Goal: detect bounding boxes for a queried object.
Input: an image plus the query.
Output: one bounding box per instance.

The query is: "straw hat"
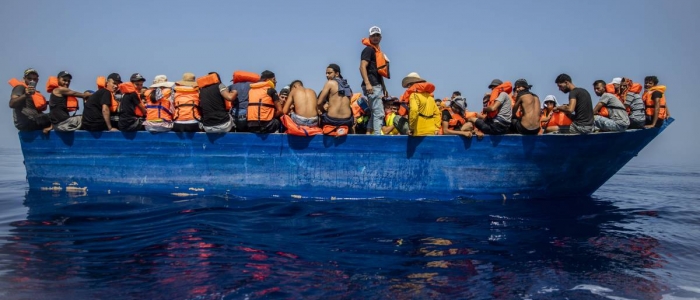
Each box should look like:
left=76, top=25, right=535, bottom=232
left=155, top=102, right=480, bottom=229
left=401, top=72, right=426, bottom=88
left=176, top=72, right=197, bottom=87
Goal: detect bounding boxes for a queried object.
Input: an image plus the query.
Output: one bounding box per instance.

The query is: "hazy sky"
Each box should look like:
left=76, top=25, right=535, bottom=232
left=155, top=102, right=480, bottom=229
left=1, top=0, right=698, bottom=166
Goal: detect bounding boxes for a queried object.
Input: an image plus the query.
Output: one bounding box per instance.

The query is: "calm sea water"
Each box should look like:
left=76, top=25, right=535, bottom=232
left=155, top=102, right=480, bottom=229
left=0, top=148, right=698, bottom=300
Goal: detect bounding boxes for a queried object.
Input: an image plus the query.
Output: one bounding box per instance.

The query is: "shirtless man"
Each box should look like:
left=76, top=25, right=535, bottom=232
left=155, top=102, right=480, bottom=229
left=511, top=79, right=541, bottom=135
left=317, top=64, right=354, bottom=131
left=282, top=80, right=319, bottom=127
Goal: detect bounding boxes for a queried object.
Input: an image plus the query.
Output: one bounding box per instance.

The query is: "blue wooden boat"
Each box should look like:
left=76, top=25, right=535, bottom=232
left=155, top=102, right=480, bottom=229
left=17, top=118, right=673, bottom=200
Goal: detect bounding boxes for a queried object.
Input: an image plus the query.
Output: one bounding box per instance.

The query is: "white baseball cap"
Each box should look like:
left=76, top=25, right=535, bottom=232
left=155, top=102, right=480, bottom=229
left=369, top=26, right=381, bottom=35
left=609, top=77, right=622, bottom=85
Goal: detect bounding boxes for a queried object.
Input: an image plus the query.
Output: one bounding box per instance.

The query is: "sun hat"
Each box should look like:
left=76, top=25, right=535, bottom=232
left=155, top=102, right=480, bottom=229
left=176, top=73, right=197, bottom=87
left=401, top=72, right=426, bottom=88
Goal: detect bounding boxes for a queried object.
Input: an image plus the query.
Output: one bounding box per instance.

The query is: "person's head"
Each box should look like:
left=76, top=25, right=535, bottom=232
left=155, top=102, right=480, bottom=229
left=326, top=63, right=342, bottom=80
left=593, top=80, right=606, bottom=97
left=555, top=73, right=573, bottom=93
left=482, top=93, right=490, bottom=106
left=514, top=78, right=532, bottom=93
left=451, top=98, right=467, bottom=114
left=608, top=77, right=622, bottom=93
left=488, top=79, right=503, bottom=90
left=57, top=71, right=72, bottom=87
left=23, top=68, right=39, bottom=84
left=401, top=72, right=425, bottom=88
left=279, top=86, right=290, bottom=102
left=644, top=76, right=659, bottom=89
left=451, top=91, right=461, bottom=99
left=130, top=73, right=146, bottom=90
left=260, top=70, right=276, bottom=85
left=106, top=73, right=122, bottom=93
left=543, top=95, right=557, bottom=110
left=368, top=26, right=382, bottom=45
left=289, top=80, right=303, bottom=90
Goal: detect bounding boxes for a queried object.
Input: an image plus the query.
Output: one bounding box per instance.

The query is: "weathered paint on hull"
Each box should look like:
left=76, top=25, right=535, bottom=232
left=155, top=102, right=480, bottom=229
left=18, top=119, right=672, bottom=200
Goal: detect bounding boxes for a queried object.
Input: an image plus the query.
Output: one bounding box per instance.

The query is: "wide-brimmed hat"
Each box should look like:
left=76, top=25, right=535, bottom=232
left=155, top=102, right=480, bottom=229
left=176, top=73, right=197, bottom=87
left=149, top=81, right=175, bottom=88
left=401, top=72, right=426, bottom=88
left=152, top=75, right=168, bottom=84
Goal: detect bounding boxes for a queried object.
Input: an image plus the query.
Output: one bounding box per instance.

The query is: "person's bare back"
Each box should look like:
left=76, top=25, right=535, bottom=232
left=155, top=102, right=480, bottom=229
left=519, top=93, right=541, bottom=130
left=319, top=79, right=352, bottom=119
left=284, top=87, right=318, bottom=118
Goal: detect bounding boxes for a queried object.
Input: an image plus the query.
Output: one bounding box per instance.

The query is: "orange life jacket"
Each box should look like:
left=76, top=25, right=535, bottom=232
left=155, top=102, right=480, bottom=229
left=446, top=108, right=466, bottom=129
left=118, top=82, right=144, bottom=117
left=280, top=114, right=322, bottom=136
left=323, top=124, right=349, bottom=136
left=8, top=78, right=48, bottom=112
left=232, top=70, right=260, bottom=84
left=486, top=82, right=512, bottom=119
left=46, top=76, right=79, bottom=112
left=643, top=85, right=667, bottom=120
left=464, top=110, right=477, bottom=119
left=173, top=86, right=201, bottom=122
left=541, top=110, right=572, bottom=128
left=399, top=82, right=435, bottom=117
left=144, top=89, right=173, bottom=122
left=196, top=73, right=220, bottom=89
left=95, top=76, right=119, bottom=113
left=350, top=93, right=364, bottom=118
left=247, top=81, right=276, bottom=123
left=361, top=38, right=390, bottom=79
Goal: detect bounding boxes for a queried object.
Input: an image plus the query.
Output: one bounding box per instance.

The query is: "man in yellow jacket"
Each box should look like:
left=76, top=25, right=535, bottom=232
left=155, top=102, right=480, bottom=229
left=400, top=72, right=441, bottom=136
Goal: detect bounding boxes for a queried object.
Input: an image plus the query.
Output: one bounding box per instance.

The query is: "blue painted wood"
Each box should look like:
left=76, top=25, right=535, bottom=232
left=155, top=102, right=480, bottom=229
left=18, top=118, right=673, bottom=200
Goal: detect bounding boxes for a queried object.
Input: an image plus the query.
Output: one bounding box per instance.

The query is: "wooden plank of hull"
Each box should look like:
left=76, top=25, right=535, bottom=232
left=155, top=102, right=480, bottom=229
left=18, top=118, right=672, bottom=200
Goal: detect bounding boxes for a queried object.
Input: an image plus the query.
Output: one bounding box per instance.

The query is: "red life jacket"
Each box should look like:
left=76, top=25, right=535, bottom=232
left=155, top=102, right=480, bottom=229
left=8, top=78, right=48, bottom=112
left=361, top=38, right=390, bottom=79
left=486, top=82, right=512, bottom=119
left=46, top=76, right=79, bottom=112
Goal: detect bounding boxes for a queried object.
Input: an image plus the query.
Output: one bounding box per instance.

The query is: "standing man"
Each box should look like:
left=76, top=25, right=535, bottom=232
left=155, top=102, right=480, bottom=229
left=82, top=73, right=121, bottom=131
left=8, top=68, right=52, bottom=133
left=554, top=74, right=594, bottom=134
left=360, top=25, right=390, bottom=135
left=592, top=80, right=629, bottom=132
left=511, top=79, right=541, bottom=135
left=642, top=76, right=669, bottom=128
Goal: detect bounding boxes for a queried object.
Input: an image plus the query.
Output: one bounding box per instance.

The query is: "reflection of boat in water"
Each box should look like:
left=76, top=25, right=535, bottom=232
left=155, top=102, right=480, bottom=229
left=0, top=190, right=670, bottom=299
left=17, top=118, right=672, bottom=200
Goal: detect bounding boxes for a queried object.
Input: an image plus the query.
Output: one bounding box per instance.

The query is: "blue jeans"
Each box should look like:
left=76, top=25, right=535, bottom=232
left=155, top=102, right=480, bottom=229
left=363, top=84, right=384, bottom=135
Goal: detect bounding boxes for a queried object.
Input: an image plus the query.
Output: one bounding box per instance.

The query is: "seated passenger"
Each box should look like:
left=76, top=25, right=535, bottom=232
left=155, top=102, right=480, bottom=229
left=554, top=73, right=594, bottom=134
left=172, top=73, right=201, bottom=132
left=82, top=73, right=121, bottom=131
left=619, top=78, right=645, bottom=129
left=441, top=97, right=474, bottom=137
left=143, top=81, right=175, bottom=133
left=117, top=73, right=148, bottom=132
left=400, top=72, right=440, bottom=136
left=8, top=68, right=52, bottom=133
left=283, top=80, right=319, bottom=128
left=247, top=70, right=282, bottom=133
left=642, top=76, right=669, bottom=129
left=381, top=98, right=409, bottom=135
left=540, top=95, right=572, bottom=133
left=228, top=71, right=260, bottom=132
left=592, top=80, right=629, bottom=132
left=318, top=64, right=355, bottom=135
left=350, top=93, right=370, bottom=134
left=467, top=79, right=512, bottom=135
left=279, top=86, right=290, bottom=109
left=198, top=72, right=237, bottom=133
left=511, top=79, right=541, bottom=135
left=48, top=71, right=91, bottom=132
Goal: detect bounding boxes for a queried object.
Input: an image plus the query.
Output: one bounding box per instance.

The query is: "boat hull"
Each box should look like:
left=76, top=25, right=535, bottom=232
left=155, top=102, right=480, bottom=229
left=18, top=119, right=672, bottom=200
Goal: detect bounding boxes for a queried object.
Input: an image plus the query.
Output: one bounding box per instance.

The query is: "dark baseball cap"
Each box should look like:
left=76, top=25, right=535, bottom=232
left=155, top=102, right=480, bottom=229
left=57, top=71, right=72, bottom=79
left=24, top=68, right=38, bottom=77
left=107, top=73, right=122, bottom=83
left=488, top=79, right=503, bottom=88
left=130, top=73, right=145, bottom=82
